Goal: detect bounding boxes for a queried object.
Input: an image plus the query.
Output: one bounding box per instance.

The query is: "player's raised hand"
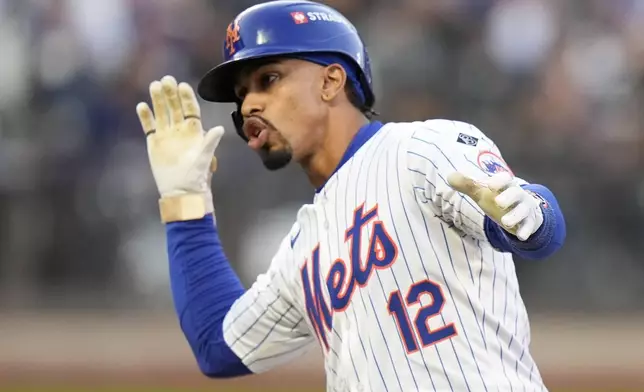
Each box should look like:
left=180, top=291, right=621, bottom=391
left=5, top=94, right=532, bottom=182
left=447, top=172, right=543, bottom=241
left=136, top=75, right=225, bottom=222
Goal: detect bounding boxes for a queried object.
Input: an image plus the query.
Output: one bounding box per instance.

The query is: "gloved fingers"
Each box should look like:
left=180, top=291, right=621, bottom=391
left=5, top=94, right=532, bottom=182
left=204, top=126, right=225, bottom=155
left=161, top=75, right=183, bottom=127
left=136, top=102, right=156, bottom=137
left=179, top=82, right=202, bottom=135
left=501, top=202, right=530, bottom=229
left=204, top=126, right=224, bottom=173
left=486, top=171, right=514, bottom=192
left=495, top=186, right=524, bottom=209
left=149, top=81, right=169, bottom=132
left=516, top=219, right=537, bottom=241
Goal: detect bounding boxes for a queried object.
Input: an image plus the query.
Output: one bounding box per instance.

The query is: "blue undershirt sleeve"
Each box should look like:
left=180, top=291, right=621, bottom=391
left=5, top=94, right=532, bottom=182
left=166, top=214, right=252, bottom=378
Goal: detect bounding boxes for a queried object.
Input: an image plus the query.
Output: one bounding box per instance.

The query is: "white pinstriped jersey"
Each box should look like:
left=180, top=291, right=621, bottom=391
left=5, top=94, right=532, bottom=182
left=223, top=120, right=547, bottom=392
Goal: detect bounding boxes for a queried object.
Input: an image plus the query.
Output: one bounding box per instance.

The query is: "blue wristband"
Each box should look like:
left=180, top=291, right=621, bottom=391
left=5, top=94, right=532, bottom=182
left=484, top=184, right=565, bottom=260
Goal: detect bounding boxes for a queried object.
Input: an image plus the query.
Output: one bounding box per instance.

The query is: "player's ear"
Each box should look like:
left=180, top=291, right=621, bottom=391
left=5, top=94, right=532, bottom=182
left=321, top=64, right=346, bottom=103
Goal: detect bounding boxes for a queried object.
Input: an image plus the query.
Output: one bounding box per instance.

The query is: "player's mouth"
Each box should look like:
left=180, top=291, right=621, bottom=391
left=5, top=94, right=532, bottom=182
left=243, top=116, right=271, bottom=151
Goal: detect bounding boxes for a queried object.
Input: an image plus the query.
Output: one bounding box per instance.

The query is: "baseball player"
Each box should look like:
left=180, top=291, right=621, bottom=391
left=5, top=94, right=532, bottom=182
left=135, top=1, right=565, bottom=391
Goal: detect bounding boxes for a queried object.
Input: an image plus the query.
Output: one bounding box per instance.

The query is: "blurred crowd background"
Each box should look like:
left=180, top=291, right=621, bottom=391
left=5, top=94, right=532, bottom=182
left=2, top=0, right=644, bottom=390
left=1, top=0, right=642, bottom=313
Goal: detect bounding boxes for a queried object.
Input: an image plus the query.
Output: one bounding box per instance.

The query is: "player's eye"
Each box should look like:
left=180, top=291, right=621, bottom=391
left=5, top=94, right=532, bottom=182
left=259, top=72, right=279, bottom=90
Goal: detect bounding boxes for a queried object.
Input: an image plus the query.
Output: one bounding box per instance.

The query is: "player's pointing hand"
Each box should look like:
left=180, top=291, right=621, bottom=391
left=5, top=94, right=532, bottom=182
left=136, top=75, right=225, bottom=222
left=447, top=172, right=544, bottom=241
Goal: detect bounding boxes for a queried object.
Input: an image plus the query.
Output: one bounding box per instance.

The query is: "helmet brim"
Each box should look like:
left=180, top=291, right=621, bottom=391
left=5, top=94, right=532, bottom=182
left=197, top=47, right=321, bottom=103
left=198, top=47, right=375, bottom=107
left=197, top=59, right=245, bottom=103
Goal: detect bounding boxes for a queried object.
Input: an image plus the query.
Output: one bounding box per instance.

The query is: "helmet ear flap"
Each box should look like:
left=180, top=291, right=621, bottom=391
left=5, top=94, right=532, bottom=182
left=231, top=106, right=247, bottom=142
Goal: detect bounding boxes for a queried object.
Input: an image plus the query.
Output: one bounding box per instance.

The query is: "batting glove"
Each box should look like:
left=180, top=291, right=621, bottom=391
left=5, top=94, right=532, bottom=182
left=136, top=75, right=224, bottom=223
left=447, top=172, right=543, bottom=241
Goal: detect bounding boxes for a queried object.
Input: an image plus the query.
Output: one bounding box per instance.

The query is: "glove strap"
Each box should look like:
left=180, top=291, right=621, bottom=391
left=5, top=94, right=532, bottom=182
left=159, top=193, right=214, bottom=223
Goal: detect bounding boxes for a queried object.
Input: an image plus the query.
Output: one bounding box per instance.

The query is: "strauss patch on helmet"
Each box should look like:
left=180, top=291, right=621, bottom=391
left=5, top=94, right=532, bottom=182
left=303, top=11, right=355, bottom=29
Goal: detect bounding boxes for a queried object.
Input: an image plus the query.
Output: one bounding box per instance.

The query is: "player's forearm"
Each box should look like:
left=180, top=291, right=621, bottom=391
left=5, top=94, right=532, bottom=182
left=166, top=214, right=251, bottom=378
left=484, top=184, right=565, bottom=260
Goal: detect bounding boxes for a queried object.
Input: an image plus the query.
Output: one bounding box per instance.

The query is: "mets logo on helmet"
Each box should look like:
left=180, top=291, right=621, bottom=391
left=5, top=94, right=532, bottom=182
left=225, top=22, right=241, bottom=56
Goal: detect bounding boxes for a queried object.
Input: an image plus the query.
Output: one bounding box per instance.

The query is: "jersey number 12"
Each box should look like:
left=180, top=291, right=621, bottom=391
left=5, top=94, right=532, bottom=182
left=387, top=279, right=457, bottom=353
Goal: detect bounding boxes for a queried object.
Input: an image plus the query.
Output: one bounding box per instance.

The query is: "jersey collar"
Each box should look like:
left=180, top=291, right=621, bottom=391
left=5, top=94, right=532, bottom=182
left=316, top=120, right=384, bottom=193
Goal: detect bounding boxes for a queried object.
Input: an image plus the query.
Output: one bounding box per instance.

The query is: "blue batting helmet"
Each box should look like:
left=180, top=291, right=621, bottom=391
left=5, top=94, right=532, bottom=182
left=197, top=0, right=375, bottom=108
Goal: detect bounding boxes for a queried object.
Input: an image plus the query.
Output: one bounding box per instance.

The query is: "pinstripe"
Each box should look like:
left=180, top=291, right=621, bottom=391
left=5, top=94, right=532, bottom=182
left=498, top=322, right=514, bottom=392
left=290, top=317, right=304, bottom=332
left=406, top=150, right=482, bottom=218
left=306, top=205, right=342, bottom=389
left=491, top=252, right=497, bottom=317
left=364, top=131, right=409, bottom=391
left=229, top=296, right=282, bottom=347
left=407, top=143, right=492, bottom=390
left=508, top=256, right=527, bottom=391
left=409, top=179, right=483, bottom=227
left=368, top=140, right=431, bottom=391
left=344, top=132, right=386, bottom=388
left=517, top=347, right=527, bottom=392
left=246, top=343, right=308, bottom=367
left=367, top=290, right=406, bottom=391
left=490, top=251, right=513, bottom=390
left=223, top=286, right=264, bottom=334
left=407, top=136, right=487, bottom=217
left=322, top=193, right=360, bottom=382
left=456, top=244, right=490, bottom=360
left=461, top=240, right=476, bottom=285
left=222, top=121, right=547, bottom=390
left=405, top=187, right=460, bottom=390
left=407, top=168, right=484, bottom=227
left=463, top=155, right=496, bottom=178
left=475, top=243, right=488, bottom=351
left=503, top=263, right=509, bottom=331
left=406, top=166, right=483, bottom=244
left=274, top=268, right=308, bottom=327
left=333, top=152, right=364, bottom=385
left=369, top=340, right=389, bottom=392
left=466, top=123, right=495, bottom=146
left=307, top=206, right=342, bottom=370
left=503, top=256, right=522, bottom=390
left=477, top=242, right=485, bottom=299
left=243, top=304, right=295, bottom=360
left=350, top=131, right=398, bottom=391
left=409, top=128, right=529, bottom=389
left=458, top=240, right=491, bottom=356
left=436, top=224, right=487, bottom=392
left=395, top=144, right=467, bottom=390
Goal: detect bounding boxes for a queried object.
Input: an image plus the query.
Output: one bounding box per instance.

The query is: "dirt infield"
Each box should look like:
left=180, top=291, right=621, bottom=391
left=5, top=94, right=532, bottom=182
left=1, top=312, right=643, bottom=391
left=3, top=366, right=644, bottom=391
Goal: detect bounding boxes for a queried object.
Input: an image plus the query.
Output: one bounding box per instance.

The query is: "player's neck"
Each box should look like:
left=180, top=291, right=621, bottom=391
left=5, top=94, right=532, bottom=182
left=301, top=109, right=369, bottom=189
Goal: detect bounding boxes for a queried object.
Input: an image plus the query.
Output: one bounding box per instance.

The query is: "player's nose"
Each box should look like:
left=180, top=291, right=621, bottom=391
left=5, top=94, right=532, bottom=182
left=240, top=91, right=266, bottom=119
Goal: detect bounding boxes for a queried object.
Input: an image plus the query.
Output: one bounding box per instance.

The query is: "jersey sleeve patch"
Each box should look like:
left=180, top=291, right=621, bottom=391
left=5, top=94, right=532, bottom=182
left=457, top=132, right=479, bottom=146
left=477, top=150, right=513, bottom=175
